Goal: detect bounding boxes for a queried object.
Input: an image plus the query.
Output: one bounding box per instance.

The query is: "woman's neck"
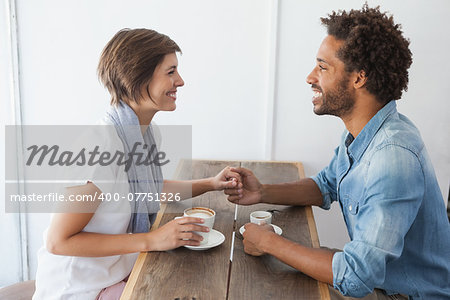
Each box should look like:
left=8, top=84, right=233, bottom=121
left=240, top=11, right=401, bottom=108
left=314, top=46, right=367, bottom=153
left=125, top=100, right=157, bottom=134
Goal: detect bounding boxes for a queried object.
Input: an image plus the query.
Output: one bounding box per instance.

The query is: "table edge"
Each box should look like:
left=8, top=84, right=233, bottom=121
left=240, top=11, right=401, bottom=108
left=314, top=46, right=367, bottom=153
left=120, top=203, right=168, bottom=300
left=296, top=162, right=331, bottom=300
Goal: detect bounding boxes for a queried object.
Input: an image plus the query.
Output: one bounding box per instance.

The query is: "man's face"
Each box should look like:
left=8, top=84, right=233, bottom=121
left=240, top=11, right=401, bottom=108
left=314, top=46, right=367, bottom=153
left=306, top=35, right=355, bottom=118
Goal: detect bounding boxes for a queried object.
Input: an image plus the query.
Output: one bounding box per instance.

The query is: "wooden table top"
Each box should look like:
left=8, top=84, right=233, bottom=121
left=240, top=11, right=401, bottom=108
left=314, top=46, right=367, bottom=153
left=120, top=160, right=330, bottom=300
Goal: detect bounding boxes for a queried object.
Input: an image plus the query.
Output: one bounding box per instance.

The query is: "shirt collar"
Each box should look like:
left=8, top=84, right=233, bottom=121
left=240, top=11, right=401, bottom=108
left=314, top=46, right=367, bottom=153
left=346, top=100, right=397, bottom=161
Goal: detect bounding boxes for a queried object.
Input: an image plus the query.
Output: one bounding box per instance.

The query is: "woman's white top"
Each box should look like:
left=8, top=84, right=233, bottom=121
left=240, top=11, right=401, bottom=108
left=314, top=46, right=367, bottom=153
left=33, top=122, right=139, bottom=300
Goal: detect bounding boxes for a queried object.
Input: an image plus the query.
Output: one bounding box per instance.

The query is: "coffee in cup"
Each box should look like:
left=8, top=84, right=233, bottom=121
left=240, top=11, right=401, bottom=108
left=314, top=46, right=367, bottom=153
left=250, top=211, right=272, bottom=225
left=183, top=207, right=216, bottom=245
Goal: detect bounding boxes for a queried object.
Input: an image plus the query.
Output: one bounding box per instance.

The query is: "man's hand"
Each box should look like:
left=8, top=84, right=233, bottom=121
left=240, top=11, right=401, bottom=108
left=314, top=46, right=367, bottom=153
left=224, top=167, right=262, bottom=205
left=242, top=223, right=275, bottom=256
left=210, top=166, right=243, bottom=191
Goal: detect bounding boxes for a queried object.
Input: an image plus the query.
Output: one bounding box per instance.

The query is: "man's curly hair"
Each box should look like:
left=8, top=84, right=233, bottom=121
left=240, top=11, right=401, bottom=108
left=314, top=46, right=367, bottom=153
left=321, top=4, right=412, bottom=104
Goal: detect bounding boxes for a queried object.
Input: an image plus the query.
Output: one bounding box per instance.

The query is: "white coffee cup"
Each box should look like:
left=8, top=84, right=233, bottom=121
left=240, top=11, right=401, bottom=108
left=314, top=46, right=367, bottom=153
left=250, top=211, right=272, bottom=225
left=183, top=207, right=216, bottom=245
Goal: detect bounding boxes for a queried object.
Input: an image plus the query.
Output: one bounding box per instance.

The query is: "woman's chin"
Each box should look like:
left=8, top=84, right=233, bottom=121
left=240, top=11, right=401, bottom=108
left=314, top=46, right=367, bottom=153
left=157, top=104, right=177, bottom=112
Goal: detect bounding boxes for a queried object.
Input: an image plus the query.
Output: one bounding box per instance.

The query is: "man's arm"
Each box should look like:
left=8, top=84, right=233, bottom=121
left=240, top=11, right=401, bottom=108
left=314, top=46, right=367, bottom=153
left=261, top=178, right=324, bottom=206
left=243, top=223, right=337, bottom=284
left=225, top=167, right=324, bottom=207
left=329, top=145, right=425, bottom=297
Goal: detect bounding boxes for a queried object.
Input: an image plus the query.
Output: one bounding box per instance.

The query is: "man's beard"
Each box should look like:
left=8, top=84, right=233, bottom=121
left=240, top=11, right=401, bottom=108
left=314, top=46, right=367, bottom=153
left=314, top=75, right=355, bottom=118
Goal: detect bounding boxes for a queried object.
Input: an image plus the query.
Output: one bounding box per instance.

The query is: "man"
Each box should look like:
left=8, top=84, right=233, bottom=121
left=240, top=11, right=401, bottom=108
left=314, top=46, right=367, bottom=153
left=225, top=5, right=450, bottom=300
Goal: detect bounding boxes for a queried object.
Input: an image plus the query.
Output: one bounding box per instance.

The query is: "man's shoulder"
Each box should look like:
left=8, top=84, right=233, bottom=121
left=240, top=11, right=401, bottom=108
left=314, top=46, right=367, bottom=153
left=371, top=112, right=424, bottom=156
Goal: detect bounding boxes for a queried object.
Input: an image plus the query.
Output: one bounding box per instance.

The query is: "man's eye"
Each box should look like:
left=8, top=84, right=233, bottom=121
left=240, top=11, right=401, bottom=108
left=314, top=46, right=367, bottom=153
left=319, top=65, right=326, bottom=71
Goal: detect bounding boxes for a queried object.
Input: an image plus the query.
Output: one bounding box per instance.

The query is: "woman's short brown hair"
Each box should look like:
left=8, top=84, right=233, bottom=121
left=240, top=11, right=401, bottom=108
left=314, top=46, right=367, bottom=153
left=98, top=28, right=181, bottom=106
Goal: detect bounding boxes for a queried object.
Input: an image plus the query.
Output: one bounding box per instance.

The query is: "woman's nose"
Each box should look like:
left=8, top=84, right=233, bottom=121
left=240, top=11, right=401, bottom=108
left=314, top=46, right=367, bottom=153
left=176, top=74, right=184, bottom=87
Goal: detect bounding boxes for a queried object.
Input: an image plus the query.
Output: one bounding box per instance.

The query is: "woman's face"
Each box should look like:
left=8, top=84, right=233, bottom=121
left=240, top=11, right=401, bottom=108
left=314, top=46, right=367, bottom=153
left=141, top=52, right=184, bottom=112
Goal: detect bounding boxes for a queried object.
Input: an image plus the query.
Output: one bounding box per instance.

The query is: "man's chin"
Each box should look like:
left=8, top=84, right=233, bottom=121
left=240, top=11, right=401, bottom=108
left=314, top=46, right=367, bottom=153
left=313, top=105, right=325, bottom=116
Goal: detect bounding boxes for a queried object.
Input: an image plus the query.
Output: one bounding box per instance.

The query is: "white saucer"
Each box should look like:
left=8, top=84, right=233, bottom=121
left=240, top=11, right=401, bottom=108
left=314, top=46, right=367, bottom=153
left=239, top=224, right=282, bottom=236
left=184, top=229, right=225, bottom=251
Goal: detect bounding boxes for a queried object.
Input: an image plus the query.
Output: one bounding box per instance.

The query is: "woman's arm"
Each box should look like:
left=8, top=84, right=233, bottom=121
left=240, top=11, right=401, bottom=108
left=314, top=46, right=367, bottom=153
left=162, top=166, right=241, bottom=201
left=46, top=183, right=208, bottom=257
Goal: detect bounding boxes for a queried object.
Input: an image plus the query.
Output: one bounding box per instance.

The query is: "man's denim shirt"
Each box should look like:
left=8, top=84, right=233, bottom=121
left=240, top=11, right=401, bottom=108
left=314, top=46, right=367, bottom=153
left=312, top=101, right=450, bottom=299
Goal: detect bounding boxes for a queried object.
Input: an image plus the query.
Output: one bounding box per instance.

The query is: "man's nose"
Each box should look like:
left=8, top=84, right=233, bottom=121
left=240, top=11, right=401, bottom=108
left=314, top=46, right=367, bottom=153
left=306, top=69, right=317, bottom=85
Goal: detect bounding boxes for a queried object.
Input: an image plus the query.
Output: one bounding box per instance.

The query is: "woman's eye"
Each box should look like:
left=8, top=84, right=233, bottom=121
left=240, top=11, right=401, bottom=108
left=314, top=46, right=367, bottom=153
left=168, top=71, right=174, bottom=75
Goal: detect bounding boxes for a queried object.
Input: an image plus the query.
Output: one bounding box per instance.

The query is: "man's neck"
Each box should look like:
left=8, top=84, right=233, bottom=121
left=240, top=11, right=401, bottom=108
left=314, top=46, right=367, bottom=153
left=341, top=94, right=384, bottom=138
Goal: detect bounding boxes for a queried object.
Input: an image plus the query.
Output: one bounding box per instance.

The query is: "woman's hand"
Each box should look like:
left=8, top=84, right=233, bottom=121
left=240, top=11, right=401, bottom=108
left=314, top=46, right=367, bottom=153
left=224, top=167, right=263, bottom=205
left=146, top=217, right=209, bottom=251
left=210, top=166, right=243, bottom=191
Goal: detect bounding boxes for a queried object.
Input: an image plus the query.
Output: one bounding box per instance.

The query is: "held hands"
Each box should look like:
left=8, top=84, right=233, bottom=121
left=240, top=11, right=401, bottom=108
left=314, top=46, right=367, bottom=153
left=242, top=223, right=275, bottom=256
left=210, top=166, right=243, bottom=191
left=148, top=217, right=208, bottom=251
left=223, top=167, right=262, bottom=205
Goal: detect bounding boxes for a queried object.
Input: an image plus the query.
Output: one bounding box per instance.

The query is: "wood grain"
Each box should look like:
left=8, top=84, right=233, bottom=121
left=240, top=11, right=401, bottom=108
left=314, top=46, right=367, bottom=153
left=127, top=160, right=239, bottom=300
left=122, top=160, right=327, bottom=300
left=228, top=161, right=322, bottom=300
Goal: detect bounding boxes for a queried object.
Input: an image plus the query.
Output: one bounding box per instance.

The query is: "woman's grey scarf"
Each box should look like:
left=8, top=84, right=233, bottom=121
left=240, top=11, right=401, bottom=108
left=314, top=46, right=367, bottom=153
left=105, top=100, right=163, bottom=233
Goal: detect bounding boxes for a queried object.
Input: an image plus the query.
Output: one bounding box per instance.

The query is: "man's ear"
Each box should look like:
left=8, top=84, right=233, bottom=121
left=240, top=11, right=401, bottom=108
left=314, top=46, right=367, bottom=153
left=353, top=70, right=367, bottom=89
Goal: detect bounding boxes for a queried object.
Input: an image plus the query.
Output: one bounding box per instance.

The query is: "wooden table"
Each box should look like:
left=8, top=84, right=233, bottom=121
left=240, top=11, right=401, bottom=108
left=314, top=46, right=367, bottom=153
left=121, top=160, right=330, bottom=300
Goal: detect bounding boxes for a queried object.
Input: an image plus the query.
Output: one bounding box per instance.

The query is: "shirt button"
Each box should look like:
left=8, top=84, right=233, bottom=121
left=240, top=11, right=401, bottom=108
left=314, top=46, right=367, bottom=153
left=349, top=205, right=352, bottom=211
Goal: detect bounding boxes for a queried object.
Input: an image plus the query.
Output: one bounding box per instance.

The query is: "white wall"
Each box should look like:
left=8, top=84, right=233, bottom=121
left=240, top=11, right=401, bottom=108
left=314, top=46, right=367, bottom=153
left=10, top=0, right=273, bottom=281
left=0, top=0, right=23, bottom=286
left=16, top=0, right=272, bottom=160
left=1, top=0, right=449, bottom=283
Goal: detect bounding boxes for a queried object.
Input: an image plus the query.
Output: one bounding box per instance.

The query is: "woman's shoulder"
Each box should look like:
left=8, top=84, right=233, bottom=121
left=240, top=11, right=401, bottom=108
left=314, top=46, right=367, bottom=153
left=150, top=121, right=162, bottom=148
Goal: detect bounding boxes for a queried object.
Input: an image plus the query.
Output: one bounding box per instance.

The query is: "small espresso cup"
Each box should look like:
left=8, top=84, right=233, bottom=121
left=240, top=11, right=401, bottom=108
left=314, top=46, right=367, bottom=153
left=250, top=211, right=272, bottom=225
left=183, top=207, right=216, bottom=245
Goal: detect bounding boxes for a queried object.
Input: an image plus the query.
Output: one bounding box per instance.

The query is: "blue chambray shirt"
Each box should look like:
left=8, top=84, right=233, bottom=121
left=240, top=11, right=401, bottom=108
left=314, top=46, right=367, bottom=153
left=311, top=101, right=450, bottom=299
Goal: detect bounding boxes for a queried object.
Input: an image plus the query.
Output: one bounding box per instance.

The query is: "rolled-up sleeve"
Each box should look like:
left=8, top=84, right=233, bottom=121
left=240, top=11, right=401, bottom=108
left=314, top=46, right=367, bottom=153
left=311, top=146, right=339, bottom=210
left=332, top=145, right=424, bottom=297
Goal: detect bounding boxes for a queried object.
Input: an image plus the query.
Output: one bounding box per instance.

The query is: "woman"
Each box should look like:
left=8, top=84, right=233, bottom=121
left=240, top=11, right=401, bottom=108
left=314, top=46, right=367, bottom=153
left=33, top=28, right=241, bottom=300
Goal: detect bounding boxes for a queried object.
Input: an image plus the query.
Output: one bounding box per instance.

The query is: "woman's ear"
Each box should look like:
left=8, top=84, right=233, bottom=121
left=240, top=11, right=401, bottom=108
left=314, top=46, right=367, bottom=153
left=353, top=70, right=368, bottom=89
